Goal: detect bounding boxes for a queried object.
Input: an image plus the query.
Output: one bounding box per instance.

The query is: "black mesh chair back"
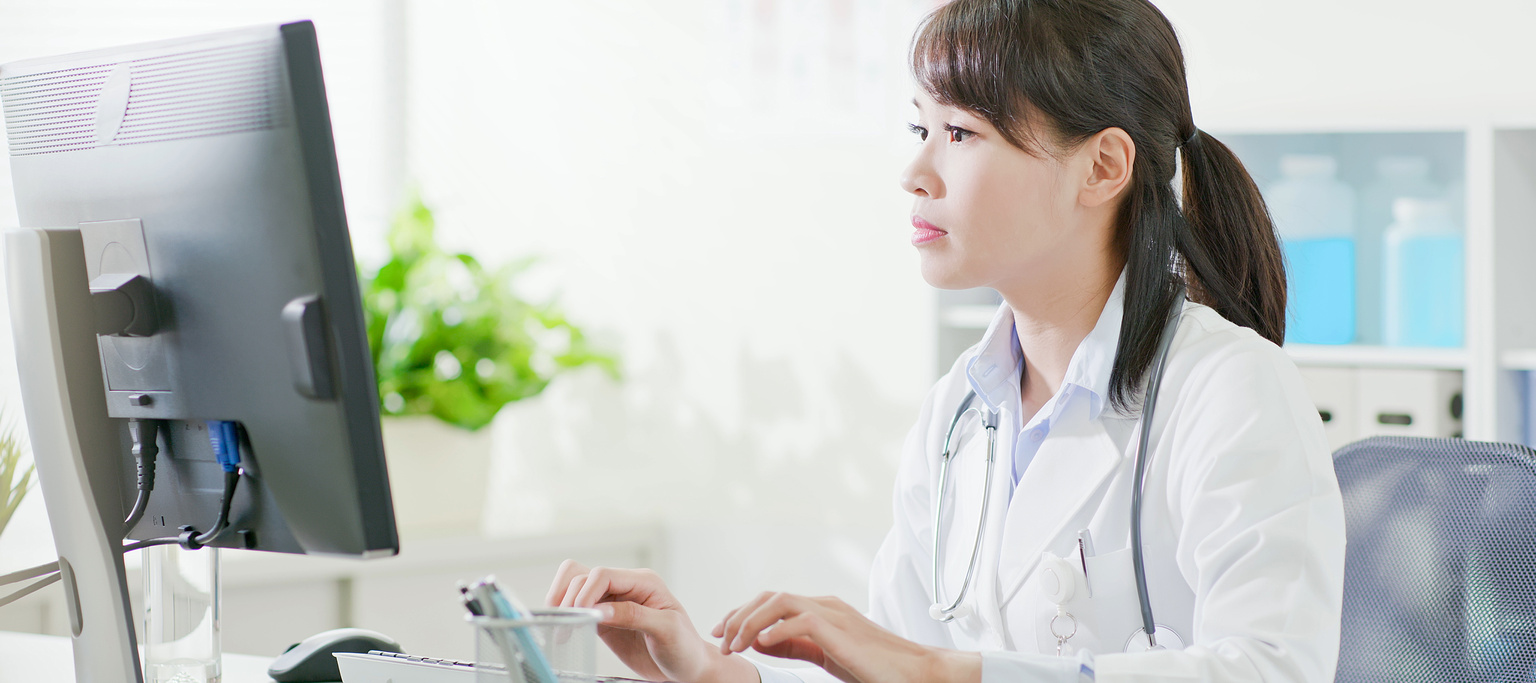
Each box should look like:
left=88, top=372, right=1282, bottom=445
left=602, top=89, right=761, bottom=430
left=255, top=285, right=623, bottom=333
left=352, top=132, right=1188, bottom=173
left=1334, top=436, right=1536, bottom=683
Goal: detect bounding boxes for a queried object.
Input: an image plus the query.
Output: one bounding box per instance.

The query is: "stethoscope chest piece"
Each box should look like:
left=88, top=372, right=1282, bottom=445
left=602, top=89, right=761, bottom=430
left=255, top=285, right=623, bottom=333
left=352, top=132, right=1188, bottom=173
left=928, top=600, right=974, bottom=622
left=1124, top=625, right=1185, bottom=653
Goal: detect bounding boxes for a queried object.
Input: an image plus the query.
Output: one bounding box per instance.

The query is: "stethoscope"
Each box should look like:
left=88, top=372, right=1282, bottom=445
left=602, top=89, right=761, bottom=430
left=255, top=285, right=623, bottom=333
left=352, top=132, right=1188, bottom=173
left=928, top=286, right=1186, bottom=652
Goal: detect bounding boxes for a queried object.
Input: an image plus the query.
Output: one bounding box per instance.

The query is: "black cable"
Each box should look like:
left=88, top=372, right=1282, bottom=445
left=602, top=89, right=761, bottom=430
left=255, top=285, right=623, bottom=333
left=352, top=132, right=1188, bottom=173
left=122, top=468, right=241, bottom=553
left=120, top=418, right=246, bottom=553
left=123, top=418, right=162, bottom=533
left=190, top=470, right=240, bottom=548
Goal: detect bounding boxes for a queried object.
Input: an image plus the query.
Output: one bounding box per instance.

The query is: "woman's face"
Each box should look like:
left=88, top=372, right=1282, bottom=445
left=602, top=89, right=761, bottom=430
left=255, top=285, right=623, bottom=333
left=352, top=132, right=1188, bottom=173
left=900, top=91, right=1106, bottom=293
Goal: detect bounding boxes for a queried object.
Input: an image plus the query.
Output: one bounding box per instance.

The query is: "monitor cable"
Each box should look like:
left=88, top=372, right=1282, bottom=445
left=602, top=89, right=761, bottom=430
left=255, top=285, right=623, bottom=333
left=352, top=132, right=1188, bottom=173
left=133, top=420, right=244, bottom=551
left=1, top=420, right=245, bottom=609
left=122, top=418, right=161, bottom=533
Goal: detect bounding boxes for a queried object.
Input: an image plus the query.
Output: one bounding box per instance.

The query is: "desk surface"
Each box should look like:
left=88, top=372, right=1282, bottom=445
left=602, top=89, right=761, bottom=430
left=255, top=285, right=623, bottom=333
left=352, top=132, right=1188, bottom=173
left=0, top=631, right=274, bottom=683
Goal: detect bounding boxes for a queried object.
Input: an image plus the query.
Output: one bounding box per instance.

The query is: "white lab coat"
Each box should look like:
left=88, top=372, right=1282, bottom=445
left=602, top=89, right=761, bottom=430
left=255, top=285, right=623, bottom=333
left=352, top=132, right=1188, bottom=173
left=758, top=296, right=1346, bottom=683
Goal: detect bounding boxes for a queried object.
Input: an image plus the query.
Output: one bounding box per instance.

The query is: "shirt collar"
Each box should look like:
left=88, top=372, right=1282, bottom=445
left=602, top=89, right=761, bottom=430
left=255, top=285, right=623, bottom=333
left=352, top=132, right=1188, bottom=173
left=963, top=268, right=1128, bottom=419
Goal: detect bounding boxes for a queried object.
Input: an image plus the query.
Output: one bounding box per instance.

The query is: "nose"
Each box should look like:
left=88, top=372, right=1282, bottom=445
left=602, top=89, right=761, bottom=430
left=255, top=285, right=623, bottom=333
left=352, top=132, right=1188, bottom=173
left=900, top=144, right=942, bottom=198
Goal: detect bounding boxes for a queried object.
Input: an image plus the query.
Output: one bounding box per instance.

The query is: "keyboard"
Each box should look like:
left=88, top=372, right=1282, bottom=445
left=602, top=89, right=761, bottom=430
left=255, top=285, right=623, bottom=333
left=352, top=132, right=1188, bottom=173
left=333, top=651, right=656, bottom=683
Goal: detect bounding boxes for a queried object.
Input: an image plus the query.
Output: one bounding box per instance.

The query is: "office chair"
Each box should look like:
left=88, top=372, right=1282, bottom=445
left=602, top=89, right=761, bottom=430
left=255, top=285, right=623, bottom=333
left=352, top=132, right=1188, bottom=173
left=1334, top=436, right=1536, bottom=683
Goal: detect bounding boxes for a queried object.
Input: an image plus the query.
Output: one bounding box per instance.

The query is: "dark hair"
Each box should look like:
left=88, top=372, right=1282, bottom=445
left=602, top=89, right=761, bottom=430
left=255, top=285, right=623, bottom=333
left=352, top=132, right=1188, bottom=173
left=911, top=0, right=1286, bottom=413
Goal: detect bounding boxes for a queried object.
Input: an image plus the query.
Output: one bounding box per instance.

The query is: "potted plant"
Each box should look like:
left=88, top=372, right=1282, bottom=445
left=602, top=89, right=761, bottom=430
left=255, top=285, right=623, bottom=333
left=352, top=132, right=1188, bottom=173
left=361, top=196, right=617, bottom=537
left=0, top=417, right=32, bottom=543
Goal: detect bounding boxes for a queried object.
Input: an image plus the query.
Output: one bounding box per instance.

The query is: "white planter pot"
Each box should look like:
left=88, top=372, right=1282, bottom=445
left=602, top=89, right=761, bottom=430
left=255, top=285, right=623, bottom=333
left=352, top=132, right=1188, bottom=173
left=380, top=416, right=494, bottom=539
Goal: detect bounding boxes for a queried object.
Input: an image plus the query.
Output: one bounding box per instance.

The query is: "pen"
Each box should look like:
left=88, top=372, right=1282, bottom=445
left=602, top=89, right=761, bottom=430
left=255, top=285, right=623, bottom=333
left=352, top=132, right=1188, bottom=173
left=486, top=579, right=558, bottom=683
left=1077, top=529, right=1095, bottom=598
left=459, top=582, right=485, bottom=616
left=469, top=579, right=529, bottom=683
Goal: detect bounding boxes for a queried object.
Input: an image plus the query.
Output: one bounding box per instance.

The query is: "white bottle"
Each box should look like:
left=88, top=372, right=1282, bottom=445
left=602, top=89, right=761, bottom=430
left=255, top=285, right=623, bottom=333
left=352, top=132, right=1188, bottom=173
left=1266, top=155, right=1357, bottom=345
left=1382, top=198, right=1463, bottom=348
left=1357, top=156, right=1441, bottom=344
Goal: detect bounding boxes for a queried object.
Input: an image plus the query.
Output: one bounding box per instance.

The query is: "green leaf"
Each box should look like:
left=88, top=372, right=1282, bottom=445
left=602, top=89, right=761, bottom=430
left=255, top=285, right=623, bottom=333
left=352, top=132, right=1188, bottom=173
left=359, top=196, right=619, bottom=433
left=0, top=411, right=33, bottom=539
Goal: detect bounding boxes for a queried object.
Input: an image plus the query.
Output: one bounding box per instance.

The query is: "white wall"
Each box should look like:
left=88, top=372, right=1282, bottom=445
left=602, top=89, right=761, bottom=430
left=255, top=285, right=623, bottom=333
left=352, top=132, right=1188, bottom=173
left=407, top=0, right=940, bottom=626
left=4, top=0, right=1536, bottom=664
left=1160, top=0, right=1536, bottom=130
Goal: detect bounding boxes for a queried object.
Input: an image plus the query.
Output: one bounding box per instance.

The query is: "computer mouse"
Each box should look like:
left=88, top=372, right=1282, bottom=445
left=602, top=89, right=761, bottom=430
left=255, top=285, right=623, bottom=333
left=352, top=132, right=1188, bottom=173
left=267, top=627, right=403, bottom=683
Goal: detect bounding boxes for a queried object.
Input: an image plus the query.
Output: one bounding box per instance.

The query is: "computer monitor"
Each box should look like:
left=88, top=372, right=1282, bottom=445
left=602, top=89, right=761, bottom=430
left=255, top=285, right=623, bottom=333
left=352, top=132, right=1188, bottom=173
left=1, top=21, right=397, bottom=558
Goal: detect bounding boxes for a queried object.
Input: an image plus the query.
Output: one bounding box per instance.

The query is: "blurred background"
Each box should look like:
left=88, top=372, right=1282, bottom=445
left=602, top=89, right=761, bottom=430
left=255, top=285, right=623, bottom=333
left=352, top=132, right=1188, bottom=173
left=3, top=0, right=1536, bottom=676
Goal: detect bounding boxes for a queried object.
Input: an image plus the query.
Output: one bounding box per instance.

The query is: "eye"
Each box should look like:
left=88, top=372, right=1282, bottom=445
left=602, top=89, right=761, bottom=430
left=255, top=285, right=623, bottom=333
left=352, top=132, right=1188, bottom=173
left=907, top=122, right=928, bottom=141
left=944, top=124, right=974, bottom=143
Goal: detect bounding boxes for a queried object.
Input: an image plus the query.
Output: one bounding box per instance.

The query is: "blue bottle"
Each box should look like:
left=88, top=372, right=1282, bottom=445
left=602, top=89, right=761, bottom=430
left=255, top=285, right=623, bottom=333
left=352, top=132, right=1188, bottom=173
left=1357, top=156, right=1441, bottom=345
left=1383, top=198, right=1463, bottom=347
left=1267, top=155, right=1358, bottom=345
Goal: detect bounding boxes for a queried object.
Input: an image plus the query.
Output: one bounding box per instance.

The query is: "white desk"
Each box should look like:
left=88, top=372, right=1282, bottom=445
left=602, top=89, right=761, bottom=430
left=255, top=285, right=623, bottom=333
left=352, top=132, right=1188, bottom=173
left=0, top=631, right=274, bottom=683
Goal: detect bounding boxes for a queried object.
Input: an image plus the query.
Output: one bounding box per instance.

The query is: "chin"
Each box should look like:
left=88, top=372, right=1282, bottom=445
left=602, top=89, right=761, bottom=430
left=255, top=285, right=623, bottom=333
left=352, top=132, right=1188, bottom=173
left=917, top=254, right=982, bottom=291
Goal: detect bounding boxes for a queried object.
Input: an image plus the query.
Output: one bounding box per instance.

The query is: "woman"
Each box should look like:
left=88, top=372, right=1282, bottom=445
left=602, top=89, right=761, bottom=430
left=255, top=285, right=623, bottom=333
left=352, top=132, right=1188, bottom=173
left=547, top=0, right=1346, bottom=681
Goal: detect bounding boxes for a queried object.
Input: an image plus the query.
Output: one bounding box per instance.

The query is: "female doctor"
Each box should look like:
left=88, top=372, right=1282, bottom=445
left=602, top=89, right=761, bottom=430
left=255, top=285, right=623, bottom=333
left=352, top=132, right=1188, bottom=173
left=547, top=0, right=1347, bottom=681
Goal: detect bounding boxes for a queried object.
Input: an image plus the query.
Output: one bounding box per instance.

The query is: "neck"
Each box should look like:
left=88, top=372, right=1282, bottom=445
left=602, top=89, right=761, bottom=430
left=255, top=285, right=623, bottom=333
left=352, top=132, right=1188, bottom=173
left=998, top=258, right=1122, bottom=403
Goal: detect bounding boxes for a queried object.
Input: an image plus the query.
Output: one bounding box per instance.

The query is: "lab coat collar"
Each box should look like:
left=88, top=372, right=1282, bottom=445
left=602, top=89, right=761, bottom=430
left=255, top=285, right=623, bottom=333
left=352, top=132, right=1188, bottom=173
left=964, top=307, right=1023, bottom=415
left=962, top=269, right=1127, bottom=420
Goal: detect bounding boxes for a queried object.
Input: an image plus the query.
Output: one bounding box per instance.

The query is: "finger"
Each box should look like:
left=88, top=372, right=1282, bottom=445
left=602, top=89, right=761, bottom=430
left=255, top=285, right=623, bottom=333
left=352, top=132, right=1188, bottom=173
left=711, top=606, right=741, bottom=639
left=574, top=567, right=664, bottom=609
left=756, top=612, right=821, bottom=649
left=546, top=559, right=590, bottom=606
left=731, top=593, right=807, bottom=654
left=560, top=574, right=590, bottom=608
left=719, top=592, right=778, bottom=654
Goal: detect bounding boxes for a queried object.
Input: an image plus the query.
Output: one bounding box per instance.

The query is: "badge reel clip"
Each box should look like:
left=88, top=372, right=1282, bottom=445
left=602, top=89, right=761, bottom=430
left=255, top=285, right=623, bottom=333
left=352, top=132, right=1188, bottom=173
left=1039, top=553, right=1081, bottom=656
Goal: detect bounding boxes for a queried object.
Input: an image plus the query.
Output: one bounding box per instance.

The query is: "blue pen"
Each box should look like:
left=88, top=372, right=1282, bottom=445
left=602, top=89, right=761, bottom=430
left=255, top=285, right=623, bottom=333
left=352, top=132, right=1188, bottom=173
left=470, top=581, right=530, bottom=683
left=486, top=579, right=559, bottom=683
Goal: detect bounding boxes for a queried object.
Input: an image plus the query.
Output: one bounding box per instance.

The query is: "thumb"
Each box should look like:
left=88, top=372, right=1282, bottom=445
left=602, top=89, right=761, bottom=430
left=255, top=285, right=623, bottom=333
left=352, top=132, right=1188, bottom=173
left=597, top=601, right=672, bottom=634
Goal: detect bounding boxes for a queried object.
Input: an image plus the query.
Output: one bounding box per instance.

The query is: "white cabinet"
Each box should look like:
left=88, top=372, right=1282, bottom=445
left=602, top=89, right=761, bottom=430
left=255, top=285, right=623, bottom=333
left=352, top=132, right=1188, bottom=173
left=1298, top=367, right=1358, bottom=451
left=1353, top=368, right=1463, bottom=439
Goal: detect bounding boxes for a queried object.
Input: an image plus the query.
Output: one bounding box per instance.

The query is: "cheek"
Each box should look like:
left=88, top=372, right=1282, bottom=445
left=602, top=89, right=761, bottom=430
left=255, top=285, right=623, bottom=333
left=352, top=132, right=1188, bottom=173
left=956, top=163, right=1065, bottom=253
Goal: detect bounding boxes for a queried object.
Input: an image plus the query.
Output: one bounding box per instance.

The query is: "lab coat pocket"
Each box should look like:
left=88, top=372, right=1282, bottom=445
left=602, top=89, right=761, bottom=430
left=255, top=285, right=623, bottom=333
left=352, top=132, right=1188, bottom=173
left=1079, top=547, right=1147, bottom=652
left=1028, top=546, right=1147, bottom=655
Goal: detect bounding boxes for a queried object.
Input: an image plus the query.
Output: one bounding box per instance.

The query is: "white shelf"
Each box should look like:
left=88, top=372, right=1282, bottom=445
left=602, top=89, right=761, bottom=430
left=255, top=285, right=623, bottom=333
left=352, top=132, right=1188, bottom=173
left=1285, top=344, right=1468, bottom=370
left=1501, top=349, right=1536, bottom=370
left=940, top=304, right=999, bottom=329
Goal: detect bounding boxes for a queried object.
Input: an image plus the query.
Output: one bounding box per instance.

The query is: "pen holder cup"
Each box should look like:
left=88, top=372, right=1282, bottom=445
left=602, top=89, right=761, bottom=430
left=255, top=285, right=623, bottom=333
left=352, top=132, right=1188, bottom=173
left=470, top=608, right=601, bottom=683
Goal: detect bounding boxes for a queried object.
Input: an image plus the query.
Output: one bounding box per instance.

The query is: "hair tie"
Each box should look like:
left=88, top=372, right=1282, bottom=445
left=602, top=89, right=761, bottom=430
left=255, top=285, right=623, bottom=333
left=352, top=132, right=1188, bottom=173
left=1181, top=128, right=1200, bottom=149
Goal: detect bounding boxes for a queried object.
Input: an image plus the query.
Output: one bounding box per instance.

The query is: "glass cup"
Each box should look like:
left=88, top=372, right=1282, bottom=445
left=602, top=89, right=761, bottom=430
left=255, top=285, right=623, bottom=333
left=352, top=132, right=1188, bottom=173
left=470, top=608, right=600, bottom=683
left=143, top=545, right=221, bottom=683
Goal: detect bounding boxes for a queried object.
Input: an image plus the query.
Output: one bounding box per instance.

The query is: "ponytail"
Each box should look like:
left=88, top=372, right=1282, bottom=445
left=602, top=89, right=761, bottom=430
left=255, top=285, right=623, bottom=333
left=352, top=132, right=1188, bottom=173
left=1177, top=131, right=1287, bottom=346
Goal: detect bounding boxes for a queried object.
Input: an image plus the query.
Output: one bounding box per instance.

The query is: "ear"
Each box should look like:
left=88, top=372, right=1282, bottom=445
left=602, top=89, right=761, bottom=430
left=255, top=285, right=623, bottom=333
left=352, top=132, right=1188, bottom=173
left=1077, top=127, right=1136, bottom=209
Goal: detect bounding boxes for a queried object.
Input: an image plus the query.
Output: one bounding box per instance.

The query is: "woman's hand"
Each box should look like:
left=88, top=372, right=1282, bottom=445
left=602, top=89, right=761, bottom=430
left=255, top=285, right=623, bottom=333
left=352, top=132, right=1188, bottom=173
left=546, top=560, right=760, bottom=683
left=713, top=592, right=980, bottom=683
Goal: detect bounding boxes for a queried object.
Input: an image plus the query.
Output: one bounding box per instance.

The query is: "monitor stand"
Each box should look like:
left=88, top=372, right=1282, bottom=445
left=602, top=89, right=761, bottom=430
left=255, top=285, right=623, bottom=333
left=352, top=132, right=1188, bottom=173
left=6, top=227, right=144, bottom=682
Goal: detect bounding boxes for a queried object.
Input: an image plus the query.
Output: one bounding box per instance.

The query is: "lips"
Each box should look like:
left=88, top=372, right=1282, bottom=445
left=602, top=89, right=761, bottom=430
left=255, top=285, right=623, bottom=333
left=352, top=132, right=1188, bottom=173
left=911, top=215, right=947, bottom=245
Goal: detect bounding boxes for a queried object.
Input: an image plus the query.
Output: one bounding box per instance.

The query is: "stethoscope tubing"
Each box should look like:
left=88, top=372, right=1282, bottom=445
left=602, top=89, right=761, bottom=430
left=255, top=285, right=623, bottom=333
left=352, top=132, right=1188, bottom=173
left=930, top=284, right=1187, bottom=649
left=1128, top=286, right=1186, bottom=649
left=930, top=392, right=997, bottom=622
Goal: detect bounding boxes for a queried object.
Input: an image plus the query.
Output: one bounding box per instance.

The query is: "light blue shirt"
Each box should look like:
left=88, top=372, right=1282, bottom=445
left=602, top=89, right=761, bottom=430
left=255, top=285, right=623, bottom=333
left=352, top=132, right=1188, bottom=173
left=962, top=271, right=1126, bottom=490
